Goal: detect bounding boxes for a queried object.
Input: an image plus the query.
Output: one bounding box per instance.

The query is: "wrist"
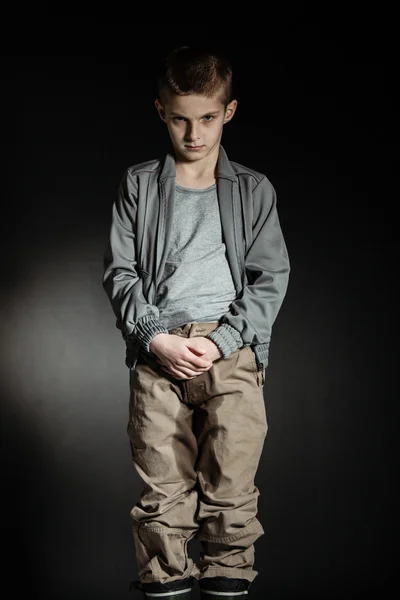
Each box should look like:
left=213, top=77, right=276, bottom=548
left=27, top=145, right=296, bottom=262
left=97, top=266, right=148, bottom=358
left=149, top=332, right=169, bottom=352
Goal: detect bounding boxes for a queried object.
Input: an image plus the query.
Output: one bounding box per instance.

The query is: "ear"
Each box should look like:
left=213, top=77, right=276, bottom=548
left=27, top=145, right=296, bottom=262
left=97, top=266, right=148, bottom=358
left=154, top=99, right=167, bottom=123
left=223, top=99, right=238, bottom=124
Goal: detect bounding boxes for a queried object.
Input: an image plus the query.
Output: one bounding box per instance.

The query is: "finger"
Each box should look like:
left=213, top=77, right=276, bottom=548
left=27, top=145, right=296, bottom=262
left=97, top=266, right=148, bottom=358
left=176, top=365, right=199, bottom=378
left=171, top=363, right=201, bottom=379
left=160, top=364, right=196, bottom=380
left=157, top=357, right=205, bottom=371
left=185, top=350, right=212, bottom=366
left=186, top=346, right=206, bottom=356
left=182, top=357, right=212, bottom=370
left=157, top=351, right=210, bottom=370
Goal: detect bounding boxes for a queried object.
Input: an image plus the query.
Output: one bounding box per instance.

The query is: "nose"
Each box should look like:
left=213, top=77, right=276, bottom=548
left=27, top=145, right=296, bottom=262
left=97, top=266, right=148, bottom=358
left=185, top=123, right=200, bottom=141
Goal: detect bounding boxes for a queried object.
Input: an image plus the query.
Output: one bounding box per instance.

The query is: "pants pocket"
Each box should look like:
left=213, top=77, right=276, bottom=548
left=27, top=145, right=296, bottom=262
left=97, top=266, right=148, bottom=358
left=244, top=346, right=264, bottom=387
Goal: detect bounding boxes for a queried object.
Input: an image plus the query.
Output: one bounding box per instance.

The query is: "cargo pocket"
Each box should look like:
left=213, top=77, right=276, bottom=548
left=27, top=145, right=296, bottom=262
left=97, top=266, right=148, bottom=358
left=135, top=523, right=197, bottom=581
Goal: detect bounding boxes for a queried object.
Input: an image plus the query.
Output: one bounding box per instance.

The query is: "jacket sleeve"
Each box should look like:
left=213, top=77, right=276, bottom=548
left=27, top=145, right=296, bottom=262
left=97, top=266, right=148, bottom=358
left=207, top=175, right=290, bottom=358
left=102, top=169, right=169, bottom=352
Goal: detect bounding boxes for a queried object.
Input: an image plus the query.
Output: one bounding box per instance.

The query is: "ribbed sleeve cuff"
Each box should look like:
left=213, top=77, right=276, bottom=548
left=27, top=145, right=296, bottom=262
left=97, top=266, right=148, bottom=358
left=206, top=324, right=244, bottom=358
left=133, top=315, right=169, bottom=353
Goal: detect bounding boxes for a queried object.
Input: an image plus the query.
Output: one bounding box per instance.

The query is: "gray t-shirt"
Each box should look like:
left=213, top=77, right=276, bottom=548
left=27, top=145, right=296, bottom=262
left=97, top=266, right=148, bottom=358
left=156, top=182, right=237, bottom=331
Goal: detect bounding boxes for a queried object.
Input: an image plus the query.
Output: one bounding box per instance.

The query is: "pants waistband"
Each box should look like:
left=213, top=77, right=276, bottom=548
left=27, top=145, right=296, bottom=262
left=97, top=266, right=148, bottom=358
left=168, top=321, right=220, bottom=338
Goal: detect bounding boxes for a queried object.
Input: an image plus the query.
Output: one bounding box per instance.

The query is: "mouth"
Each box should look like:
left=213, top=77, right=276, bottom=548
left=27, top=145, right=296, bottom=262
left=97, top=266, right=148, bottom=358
left=185, top=145, right=204, bottom=150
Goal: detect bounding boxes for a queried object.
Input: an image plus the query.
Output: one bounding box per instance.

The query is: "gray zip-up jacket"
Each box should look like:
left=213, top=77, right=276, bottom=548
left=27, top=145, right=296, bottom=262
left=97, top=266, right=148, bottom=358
left=102, top=144, right=290, bottom=372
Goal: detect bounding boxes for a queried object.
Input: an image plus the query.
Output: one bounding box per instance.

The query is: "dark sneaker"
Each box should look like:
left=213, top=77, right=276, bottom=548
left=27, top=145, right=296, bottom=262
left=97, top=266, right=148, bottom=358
left=200, top=592, right=248, bottom=599
left=130, top=578, right=193, bottom=599
left=199, top=576, right=251, bottom=599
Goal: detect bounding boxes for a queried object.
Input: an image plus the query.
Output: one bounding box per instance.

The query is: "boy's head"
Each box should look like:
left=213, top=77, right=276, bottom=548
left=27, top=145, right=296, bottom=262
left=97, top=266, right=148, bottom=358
left=154, top=46, right=238, bottom=162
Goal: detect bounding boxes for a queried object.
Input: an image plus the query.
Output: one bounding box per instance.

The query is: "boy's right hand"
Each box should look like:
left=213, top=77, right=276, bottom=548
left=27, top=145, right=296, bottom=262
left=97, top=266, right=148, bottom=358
left=149, top=333, right=213, bottom=380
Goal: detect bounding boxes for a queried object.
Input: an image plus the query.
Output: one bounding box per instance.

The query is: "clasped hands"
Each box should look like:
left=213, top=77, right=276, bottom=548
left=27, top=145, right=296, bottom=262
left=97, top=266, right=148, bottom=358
left=149, top=334, right=222, bottom=380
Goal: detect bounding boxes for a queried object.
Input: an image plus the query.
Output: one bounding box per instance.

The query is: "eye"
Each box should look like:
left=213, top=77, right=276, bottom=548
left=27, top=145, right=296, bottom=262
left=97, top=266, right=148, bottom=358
left=172, top=115, right=214, bottom=123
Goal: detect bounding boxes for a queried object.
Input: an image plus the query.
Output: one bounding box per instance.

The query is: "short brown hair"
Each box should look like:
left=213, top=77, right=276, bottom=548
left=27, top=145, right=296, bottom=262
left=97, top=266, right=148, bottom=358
left=157, top=45, right=233, bottom=108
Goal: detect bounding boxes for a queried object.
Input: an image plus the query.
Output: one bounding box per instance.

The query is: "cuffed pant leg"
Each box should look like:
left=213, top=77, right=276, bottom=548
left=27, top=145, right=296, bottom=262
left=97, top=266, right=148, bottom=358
left=191, top=345, right=268, bottom=585
left=128, top=353, right=200, bottom=586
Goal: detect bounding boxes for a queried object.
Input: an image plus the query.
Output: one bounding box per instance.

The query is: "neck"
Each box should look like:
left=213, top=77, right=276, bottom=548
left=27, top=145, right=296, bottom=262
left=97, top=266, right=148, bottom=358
left=174, top=144, right=219, bottom=181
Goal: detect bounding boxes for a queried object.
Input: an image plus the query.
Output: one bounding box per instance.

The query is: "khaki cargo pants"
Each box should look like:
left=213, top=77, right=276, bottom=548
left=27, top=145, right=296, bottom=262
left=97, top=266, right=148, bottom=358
left=127, top=321, right=268, bottom=586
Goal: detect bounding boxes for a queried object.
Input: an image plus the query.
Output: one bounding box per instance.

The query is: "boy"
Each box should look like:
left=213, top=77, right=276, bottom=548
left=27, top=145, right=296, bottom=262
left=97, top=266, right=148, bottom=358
left=102, top=46, right=290, bottom=600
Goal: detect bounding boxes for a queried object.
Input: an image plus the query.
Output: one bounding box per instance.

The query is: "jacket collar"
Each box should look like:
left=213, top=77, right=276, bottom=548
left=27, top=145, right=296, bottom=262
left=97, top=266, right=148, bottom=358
left=159, top=144, right=237, bottom=182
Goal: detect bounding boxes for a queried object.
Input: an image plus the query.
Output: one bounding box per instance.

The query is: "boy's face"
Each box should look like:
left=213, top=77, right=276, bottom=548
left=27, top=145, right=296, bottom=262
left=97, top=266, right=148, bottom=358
left=155, top=91, right=237, bottom=163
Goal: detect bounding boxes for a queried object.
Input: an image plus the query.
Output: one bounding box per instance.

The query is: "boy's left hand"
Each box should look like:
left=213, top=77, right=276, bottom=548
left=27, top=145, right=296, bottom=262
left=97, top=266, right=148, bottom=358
left=156, top=337, right=222, bottom=376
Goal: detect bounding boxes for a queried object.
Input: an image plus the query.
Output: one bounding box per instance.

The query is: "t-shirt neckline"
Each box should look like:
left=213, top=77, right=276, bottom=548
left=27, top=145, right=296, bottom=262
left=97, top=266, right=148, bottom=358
left=175, top=182, right=217, bottom=193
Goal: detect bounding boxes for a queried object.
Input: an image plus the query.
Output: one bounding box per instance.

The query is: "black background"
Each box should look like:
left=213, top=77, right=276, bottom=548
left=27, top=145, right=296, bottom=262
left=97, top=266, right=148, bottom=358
left=1, top=22, right=396, bottom=600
